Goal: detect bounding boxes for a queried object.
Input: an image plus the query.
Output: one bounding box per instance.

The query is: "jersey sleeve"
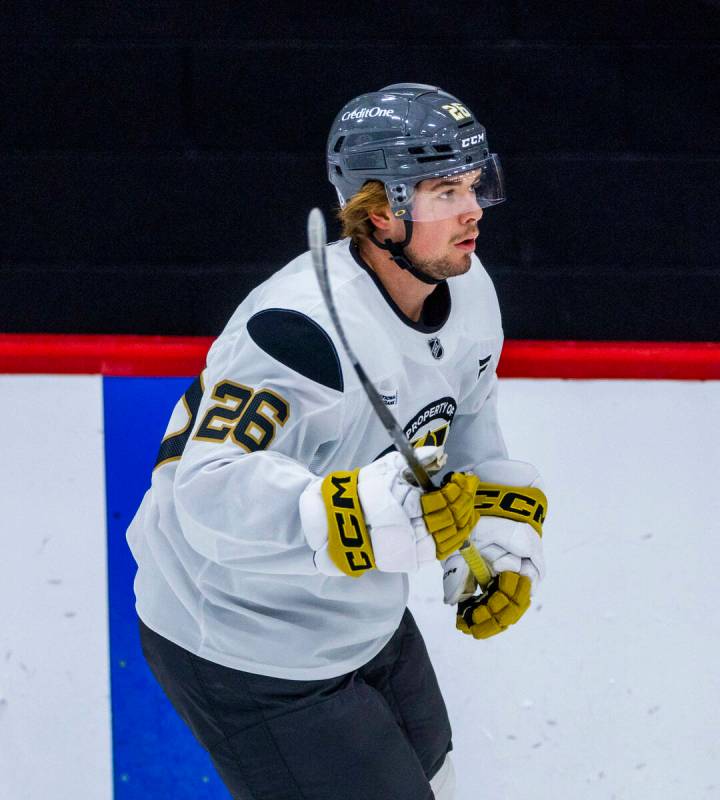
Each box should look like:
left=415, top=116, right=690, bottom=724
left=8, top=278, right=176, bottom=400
left=444, top=264, right=508, bottom=473
left=444, top=373, right=508, bottom=475
left=169, top=309, right=345, bottom=574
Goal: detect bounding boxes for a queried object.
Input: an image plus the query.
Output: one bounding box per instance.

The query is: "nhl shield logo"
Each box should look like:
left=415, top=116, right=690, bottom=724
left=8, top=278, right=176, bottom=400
left=427, top=337, right=444, bottom=360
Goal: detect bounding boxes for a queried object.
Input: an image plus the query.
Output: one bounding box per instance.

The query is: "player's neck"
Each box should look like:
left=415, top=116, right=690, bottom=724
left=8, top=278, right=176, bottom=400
left=358, top=239, right=436, bottom=323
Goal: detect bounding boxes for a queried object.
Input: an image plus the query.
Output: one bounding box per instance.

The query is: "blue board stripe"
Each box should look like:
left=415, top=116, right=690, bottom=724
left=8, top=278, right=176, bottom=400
left=103, top=376, right=231, bottom=799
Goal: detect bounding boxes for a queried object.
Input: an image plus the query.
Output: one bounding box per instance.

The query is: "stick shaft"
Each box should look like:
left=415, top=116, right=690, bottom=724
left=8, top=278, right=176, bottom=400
left=307, top=208, right=493, bottom=590
left=308, top=209, right=434, bottom=490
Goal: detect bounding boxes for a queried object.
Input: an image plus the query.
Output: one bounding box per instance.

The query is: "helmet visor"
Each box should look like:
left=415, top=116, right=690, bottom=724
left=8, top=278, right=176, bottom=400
left=386, top=153, right=505, bottom=222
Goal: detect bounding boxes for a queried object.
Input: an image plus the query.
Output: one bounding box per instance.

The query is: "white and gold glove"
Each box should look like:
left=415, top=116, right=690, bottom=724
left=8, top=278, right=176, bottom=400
left=443, top=459, right=547, bottom=638
left=300, top=447, right=479, bottom=577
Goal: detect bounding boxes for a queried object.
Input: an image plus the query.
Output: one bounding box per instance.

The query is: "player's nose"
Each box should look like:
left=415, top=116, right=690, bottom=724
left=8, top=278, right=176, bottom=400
left=459, top=204, right=483, bottom=225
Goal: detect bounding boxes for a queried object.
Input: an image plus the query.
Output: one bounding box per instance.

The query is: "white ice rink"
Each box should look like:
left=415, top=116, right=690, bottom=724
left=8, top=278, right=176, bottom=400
left=411, top=379, right=720, bottom=800
left=0, top=376, right=112, bottom=800
left=1, top=376, right=718, bottom=799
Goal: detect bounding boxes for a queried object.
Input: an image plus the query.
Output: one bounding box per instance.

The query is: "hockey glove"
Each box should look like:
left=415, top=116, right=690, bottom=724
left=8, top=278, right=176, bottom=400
left=299, top=448, right=441, bottom=577
left=456, top=572, right=533, bottom=639
left=420, top=472, right=482, bottom=559
left=442, top=459, right=547, bottom=638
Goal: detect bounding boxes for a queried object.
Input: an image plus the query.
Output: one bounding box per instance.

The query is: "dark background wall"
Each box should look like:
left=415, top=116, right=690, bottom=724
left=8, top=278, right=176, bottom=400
left=1, top=1, right=719, bottom=340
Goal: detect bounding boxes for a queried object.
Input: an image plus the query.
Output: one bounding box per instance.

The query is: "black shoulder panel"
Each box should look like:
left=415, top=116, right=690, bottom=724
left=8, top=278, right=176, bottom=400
left=247, top=308, right=344, bottom=392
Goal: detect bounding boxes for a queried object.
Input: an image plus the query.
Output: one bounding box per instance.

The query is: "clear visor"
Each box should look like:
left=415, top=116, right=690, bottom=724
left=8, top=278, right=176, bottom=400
left=386, top=153, right=505, bottom=222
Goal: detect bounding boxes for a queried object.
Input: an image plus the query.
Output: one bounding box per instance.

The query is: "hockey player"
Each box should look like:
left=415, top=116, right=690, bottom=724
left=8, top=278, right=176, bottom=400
left=127, top=83, right=547, bottom=800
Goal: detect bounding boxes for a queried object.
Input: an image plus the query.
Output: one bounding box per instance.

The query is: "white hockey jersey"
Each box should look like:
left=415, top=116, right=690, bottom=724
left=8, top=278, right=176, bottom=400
left=127, top=238, right=508, bottom=680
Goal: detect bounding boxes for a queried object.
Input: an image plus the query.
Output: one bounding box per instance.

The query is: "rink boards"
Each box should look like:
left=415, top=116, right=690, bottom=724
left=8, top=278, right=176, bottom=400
left=1, top=367, right=719, bottom=800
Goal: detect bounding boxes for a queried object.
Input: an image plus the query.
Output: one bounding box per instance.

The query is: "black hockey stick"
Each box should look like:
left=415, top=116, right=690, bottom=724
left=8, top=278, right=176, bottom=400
left=307, top=208, right=492, bottom=590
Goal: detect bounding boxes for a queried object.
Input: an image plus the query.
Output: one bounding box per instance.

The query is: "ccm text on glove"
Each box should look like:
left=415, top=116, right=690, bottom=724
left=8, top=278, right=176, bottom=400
left=442, top=459, right=547, bottom=639
left=299, top=448, right=480, bottom=576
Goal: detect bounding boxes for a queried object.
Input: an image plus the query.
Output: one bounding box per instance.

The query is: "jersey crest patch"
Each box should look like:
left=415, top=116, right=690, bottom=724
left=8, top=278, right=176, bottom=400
left=404, top=396, right=456, bottom=447
left=373, top=395, right=457, bottom=461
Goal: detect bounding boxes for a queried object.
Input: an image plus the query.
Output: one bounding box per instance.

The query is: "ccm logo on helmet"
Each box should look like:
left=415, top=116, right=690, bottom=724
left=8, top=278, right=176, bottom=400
left=341, top=106, right=395, bottom=121
left=461, top=133, right=485, bottom=148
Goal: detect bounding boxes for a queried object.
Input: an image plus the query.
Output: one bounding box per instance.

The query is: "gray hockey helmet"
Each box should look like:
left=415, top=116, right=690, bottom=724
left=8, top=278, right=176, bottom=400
left=327, top=83, right=505, bottom=222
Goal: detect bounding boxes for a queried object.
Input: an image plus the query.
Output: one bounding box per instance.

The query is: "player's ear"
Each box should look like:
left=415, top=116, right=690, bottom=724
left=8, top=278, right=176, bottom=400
left=367, top=204, right=394, bottom=233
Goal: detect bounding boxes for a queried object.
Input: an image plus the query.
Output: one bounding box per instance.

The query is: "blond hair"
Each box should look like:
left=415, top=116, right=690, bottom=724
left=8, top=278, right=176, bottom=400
left=336, top=180, right=389, bottom=243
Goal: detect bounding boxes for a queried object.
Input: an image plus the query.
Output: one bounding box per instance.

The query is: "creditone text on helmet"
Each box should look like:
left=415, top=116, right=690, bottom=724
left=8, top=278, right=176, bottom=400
left=341, top=106, right=395, bottom=121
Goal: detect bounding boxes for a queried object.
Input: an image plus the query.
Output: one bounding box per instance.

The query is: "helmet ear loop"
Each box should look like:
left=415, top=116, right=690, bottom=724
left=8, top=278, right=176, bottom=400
left=396, top=219, right=414, bottom=249
left=374, top=181, right=414, bottom=254
left=382, top=220, right=415, bottom=273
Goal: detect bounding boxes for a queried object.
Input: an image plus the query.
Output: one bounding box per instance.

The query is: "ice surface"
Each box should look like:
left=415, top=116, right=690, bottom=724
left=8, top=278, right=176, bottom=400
left=1, top=376, right=718, bottom=800
left=0, top=376, right=113, bottom=800
left=409, top=379, right=720, bottom=800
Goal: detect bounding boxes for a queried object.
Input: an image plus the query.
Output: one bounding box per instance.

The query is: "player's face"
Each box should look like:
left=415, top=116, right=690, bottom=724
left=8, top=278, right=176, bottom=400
left=402, top=171, right=484, bottom=280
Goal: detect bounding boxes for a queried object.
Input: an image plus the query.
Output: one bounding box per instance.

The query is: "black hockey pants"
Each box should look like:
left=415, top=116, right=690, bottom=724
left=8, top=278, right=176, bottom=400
left=139, top=608, right=452, bottom=799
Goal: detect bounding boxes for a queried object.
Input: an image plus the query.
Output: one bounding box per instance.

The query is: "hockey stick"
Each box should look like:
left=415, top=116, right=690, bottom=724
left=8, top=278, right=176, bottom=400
left=307, top=208, right=492, bottom=591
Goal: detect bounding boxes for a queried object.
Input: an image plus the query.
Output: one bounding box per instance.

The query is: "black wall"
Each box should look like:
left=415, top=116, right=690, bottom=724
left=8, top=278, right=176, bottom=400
left=2, top=1, right=719, bottom=339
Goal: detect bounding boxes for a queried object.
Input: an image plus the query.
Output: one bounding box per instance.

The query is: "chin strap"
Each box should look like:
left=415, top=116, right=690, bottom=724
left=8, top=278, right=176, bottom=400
left=369, top=221, right=443, bottom=286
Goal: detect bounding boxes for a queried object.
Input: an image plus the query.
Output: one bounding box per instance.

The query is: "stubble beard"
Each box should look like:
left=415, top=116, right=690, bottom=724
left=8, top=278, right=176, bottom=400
left=406, top=248, right=473, bottom=281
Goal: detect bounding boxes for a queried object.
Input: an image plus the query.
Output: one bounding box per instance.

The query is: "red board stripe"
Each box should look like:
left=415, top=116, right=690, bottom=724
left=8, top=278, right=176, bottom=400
left=0, top=335, right=213, bottom=377
left=499, top=340, right=720, bottom=380
left=0, top=334, right=718, bottom=379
